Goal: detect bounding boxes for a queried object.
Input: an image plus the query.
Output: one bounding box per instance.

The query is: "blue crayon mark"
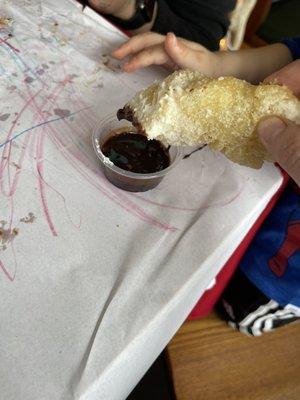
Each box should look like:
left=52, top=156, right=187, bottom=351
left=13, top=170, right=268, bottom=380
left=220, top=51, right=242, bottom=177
left=0, top=107, right=91, bottom=149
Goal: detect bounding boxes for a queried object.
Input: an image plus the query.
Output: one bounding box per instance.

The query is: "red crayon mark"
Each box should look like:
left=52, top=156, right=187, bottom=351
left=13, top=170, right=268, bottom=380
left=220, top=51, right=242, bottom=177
left=0, top=37, right=20, bottom=52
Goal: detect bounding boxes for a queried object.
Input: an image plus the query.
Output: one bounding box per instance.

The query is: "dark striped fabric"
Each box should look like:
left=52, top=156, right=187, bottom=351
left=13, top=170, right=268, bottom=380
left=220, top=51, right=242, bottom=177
left=216, top=269, right=300, bottom=336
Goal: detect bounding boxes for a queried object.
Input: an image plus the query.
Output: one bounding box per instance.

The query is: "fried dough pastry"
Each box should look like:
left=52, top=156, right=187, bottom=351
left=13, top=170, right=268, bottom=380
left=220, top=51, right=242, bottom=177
left=117, top=70, right=300, bottom=168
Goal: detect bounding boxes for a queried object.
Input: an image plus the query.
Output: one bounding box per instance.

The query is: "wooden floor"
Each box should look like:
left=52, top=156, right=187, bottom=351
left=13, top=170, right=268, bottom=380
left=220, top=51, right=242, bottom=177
left=167, top=312, right=300, bottom=400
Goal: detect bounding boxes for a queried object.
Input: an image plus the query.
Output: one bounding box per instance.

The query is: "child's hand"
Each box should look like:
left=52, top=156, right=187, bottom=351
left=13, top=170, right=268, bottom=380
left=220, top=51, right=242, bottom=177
left=112, top=32, right=219, bottom=75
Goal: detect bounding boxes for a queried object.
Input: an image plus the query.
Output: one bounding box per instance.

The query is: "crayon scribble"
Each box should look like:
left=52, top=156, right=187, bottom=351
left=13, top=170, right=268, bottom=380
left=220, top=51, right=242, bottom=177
left=0, top=33, right=178, bottom=281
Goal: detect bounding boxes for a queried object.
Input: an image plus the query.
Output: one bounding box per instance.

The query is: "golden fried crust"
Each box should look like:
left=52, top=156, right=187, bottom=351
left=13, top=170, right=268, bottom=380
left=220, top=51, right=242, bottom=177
left=119, top=70, right=300, bottom=168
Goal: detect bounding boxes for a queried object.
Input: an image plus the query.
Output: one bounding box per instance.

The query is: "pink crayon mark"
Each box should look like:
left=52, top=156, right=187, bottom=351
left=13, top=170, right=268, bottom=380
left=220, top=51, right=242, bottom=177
left=0, top=260, right=15, bottom=282
left=0, top=239, right=17, bottom=283
left=6, top=134, right=31, bottom=197
left=35, top=164, right=82, bottom=229
left=131, top=168, right=247, bottom=212
left=36, top=130, right=58, bottom=236
left=23, top=79, right=71, bottom=236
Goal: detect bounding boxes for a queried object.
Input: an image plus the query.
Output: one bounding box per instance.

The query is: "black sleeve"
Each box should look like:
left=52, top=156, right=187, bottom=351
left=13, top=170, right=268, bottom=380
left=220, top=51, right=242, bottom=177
left=152, top=0, right=236, bottom=51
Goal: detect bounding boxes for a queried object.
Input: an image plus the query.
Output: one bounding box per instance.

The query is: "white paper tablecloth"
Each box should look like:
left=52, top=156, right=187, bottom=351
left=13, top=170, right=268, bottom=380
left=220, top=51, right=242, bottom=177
left=0, top=1, right=283, bottom=399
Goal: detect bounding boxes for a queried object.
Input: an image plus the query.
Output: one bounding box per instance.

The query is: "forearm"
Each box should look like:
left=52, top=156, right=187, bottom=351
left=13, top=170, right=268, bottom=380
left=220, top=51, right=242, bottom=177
left=215, top=44, right=293, bottom=83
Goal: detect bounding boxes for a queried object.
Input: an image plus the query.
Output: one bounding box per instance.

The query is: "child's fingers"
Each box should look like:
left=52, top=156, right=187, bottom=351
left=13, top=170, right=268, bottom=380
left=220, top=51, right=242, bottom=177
left=164, top=32, right=205, bottom=70
left=122, top=45, right=169, bottom=72
left=112, top=32, right=165, bottom=59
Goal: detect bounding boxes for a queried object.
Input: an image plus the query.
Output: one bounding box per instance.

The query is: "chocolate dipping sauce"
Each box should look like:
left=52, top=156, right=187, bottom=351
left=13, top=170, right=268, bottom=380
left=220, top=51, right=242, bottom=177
left=99, top=129, right=171, bottom=192
left=101, top=131, right=170, bottom=174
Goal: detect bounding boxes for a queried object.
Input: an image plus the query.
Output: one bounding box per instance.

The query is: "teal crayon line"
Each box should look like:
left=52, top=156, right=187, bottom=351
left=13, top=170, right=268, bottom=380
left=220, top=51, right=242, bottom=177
left=0, top=107, right=91, bottom=149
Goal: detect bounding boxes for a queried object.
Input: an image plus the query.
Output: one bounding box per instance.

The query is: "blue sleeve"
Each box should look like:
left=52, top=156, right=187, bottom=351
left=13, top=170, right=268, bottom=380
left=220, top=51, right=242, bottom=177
left=281, top=37, right=300, bottom=60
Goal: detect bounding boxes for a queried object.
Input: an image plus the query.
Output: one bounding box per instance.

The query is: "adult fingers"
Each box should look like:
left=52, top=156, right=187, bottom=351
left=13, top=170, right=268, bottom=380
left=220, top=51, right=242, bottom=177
left=258, top=116, right=300, bottom=186
left=112, top=32, right=165, bottom=59
left=264, top=60, right=300, bottom=97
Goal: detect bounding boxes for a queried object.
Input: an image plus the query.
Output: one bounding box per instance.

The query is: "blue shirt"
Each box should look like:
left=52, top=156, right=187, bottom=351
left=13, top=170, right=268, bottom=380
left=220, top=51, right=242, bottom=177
left=240, top=37, right=300, bottom=308
left=240, top=186, right=300, bottom=307
left=282, top=37, right=300, bottom=60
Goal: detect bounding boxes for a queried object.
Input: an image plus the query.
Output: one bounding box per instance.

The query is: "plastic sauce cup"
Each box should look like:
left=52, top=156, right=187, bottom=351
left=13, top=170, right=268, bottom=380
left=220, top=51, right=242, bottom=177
left=92, top=114, right=182, bottom=192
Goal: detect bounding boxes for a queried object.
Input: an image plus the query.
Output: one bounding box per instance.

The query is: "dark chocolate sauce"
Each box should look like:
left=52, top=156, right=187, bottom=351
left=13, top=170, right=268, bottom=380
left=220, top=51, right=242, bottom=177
left=101, top=132, right=170, bottom=174
left=183, top=145, right=207, bottom=159
left=117, top=107, right=132, bottom=122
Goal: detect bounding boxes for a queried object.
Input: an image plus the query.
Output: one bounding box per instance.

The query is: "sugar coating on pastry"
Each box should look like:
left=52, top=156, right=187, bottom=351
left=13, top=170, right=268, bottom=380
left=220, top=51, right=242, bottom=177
left=117, top=70, right=300, bottom=168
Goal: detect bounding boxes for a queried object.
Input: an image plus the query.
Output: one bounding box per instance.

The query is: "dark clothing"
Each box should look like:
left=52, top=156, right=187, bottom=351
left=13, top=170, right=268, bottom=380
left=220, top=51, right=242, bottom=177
left=282, top=36, right=300, bottom=60
left=153, top=0, right=236, bottom=50
left=81, top=0, right=236, bottom=51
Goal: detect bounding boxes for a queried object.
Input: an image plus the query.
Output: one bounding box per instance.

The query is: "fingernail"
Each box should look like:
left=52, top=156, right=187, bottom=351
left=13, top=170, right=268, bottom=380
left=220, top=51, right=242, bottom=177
left=257, top=117, right=286, bottom=144
left=167, top=32, right=177, bottom=45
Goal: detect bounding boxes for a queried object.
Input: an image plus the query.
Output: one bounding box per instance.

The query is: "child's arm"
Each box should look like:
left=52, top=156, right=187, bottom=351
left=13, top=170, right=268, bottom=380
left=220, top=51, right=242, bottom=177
left=217, top=44, right=293, bottom=83
left=113, top=32, right=293, bottom=83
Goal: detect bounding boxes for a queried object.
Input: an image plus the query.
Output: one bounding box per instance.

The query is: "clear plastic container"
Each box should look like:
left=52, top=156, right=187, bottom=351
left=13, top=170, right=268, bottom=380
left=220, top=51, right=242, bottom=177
left=92, top=114, right=182, bottom=192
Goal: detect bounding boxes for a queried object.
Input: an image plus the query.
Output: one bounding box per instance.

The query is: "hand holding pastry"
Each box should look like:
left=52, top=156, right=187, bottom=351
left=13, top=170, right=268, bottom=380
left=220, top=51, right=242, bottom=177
left=258, top=117, right=300, bottom=186
left=264, top=59, right=300, bottom=98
